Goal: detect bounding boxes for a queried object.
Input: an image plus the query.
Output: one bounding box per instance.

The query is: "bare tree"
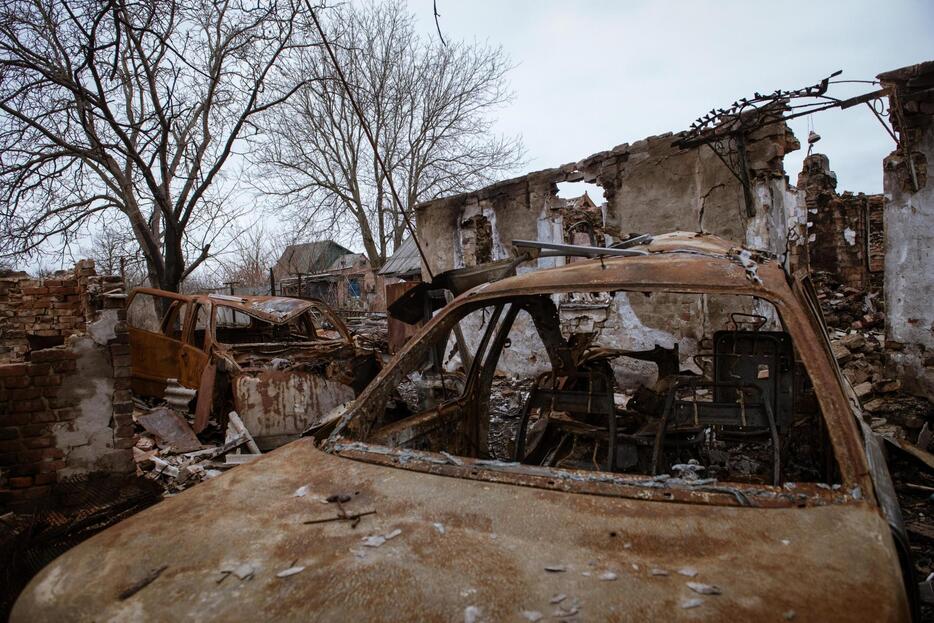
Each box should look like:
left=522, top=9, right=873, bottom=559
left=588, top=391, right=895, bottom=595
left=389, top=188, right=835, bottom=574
left=215, top=223, right=278, bottom=290
left=259, top=0, right=523, bottom=267
left=0, top=0, right=312, bottom=292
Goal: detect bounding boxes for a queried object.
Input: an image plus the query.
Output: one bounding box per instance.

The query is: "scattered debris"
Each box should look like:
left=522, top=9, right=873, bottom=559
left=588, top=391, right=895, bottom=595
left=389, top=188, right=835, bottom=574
left=677, top=567, right=698, bottom=578
left=137, top=407, right=202, bottom=453
left=293, top=485, right=310, bottom=497
left=686, top=582, right=722, bottom=595
left=361, top=528, right=402, bottom=547
left=433, top=522, right=446, bottom=535
left=650, top=568, right=669, bottom=576
left=598, top=571, right=618, bottom=581
left=549, top=594, right=566, bottom=604
left=117, top=565, right=168, bottom=600
left=218, top=563, right=255, bottom=583
left=276, top=566, right=306, bottom=578
left=680, top=598, right=704, bottom=609
left=520, top=610, right=543, bottom=622
left=464, top=605, right=481, bottom=623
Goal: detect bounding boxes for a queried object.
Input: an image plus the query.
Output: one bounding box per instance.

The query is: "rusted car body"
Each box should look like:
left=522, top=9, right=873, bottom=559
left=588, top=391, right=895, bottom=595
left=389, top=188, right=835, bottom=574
left=125, top=289, right=379, bottom=447
left=14, top=233, right=915, bottom=621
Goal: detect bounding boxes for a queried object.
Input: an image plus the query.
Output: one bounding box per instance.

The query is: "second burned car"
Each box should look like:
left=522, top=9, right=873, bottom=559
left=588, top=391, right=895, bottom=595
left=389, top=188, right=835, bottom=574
left=126, top=289, right=380, bottom=448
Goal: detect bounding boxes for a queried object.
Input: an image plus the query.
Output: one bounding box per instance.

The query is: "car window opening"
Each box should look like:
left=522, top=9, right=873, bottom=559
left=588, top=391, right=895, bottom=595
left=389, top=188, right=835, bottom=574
left=338, top=289, right=842, bottom=491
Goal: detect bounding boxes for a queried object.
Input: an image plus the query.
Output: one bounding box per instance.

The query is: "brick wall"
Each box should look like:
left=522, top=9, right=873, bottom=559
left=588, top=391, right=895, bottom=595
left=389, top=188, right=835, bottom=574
left=798, top=153, right=884, bottom=292
left=0, top=261, right=134, bottom=510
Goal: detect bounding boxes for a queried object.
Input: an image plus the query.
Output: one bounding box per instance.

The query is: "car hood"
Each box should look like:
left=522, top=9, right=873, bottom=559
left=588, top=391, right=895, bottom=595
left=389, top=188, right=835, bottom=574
left=13, top=438, right=909, bottom=622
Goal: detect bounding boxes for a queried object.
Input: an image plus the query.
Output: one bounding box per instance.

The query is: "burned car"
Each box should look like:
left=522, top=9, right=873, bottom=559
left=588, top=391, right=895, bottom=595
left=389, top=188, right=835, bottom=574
left=13, top=233, right=916, bottom=621
left=125, top=289, right=380, bottom=448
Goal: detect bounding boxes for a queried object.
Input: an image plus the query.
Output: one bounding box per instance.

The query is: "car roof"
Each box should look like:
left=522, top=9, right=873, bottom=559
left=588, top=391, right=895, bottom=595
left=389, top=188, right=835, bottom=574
left=469, top=231, right=788, bottom=302
left=131, top=288, right=324, bottom=325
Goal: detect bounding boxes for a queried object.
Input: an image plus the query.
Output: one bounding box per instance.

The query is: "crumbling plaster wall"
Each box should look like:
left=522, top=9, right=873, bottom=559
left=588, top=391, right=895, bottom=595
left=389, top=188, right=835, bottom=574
left=0, top=262, right=134, bottom=509
left=878, top=61, right=934, bottom=400
left=416, top=122, right=803, bottom=379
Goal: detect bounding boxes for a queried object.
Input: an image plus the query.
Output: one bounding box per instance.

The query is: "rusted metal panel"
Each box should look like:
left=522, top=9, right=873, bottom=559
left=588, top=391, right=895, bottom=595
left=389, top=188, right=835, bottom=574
left=233, top=371, right=355, bottom=448
left=386, top=280, right=422, bottom=354
left=11, top=439, right=910, bottom=622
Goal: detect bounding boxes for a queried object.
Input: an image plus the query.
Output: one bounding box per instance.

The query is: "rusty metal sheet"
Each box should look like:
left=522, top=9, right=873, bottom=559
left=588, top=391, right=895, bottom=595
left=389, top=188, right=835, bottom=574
left=136, top=407, right=202, bottom=453
left=12, top=439, right=910, bottom=621
left=233, top=371, right=354, bottom=448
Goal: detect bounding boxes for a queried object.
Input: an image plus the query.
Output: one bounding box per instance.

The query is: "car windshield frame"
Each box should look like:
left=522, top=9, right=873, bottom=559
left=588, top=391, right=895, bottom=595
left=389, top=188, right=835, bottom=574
left=323, top=275, right=871, bottom=509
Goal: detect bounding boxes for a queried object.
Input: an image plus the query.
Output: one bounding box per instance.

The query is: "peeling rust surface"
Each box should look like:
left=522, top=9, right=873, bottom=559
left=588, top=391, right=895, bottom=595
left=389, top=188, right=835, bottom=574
left=127, top=288, right=378, bottom=438
left=11, top=439, right=909, bottom=622
left=234, top=371, right=354, bottom=445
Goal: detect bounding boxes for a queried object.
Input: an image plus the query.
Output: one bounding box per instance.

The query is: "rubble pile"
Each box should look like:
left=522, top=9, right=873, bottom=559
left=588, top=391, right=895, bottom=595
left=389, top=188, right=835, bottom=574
left=344, top=312, right=389, bottom=354
left=812, top=270, right=884, bottom=330
left=131, top=397, right=262, bottom=495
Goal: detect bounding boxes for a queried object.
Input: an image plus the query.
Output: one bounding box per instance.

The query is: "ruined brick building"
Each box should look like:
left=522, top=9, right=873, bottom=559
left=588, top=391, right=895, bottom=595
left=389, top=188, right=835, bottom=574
left=0, top=262, right=134, bottom=508
left=414, top=60, right=934, bottom=399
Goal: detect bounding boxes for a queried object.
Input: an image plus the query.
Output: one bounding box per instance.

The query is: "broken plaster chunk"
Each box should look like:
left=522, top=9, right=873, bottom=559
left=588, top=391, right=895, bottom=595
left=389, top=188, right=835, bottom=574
left=549, top=594, right=567, bottom=604
left=520, top=610, right=543, bottom=622
left=433, top=522, right=446, bottom=535
left=276, top=566, right=306, bottom=578
left=650, top=568, right=669, bottom=576
left=677, top=567, right=698, bottom=577
left=361, top=528, right=402, bottom=547
left=686, top=582, right=722, bottom=595
left=293, top=485, right=310, bottom=497
left=464, top=605, right=481, bottom=623
left=680, top=597, right=704, bottom=609
left=220, top=563, right=255, bottom=581
left=544, top=564, right=567, bottom=573
left=598, top=571, right=618, bottom=581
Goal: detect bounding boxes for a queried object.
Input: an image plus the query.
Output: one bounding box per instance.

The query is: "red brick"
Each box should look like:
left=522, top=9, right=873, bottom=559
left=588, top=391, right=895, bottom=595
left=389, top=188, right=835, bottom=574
left=37, top=459, right=65, bottom=473
left=114, top=437, right=136, bottom=449
left=16, top=449, right=43, bottom=463
left=31, top=410, right=58, bottom=423
left=31, top=348, right=76, bottom=363
left=9, top=387, right=41, bottom=400
left=113, top=413, right=134, bottom=427
left=22, top=436, right=52, bottom=449
left=11, top=399, right=45, bottom=413
left=0, top=364, right=28, bottom=377
left=7, top=463, right=39, bottom=477
left=2, top=376, right=31, bottom=388
left=0, top=439, right=22, bottom=453
left=33, top=472, right=57, bottom=485
left=32, top=374, right=62, bottom=388
left=0, top=427, right=19, bottom=440
left=51, top=360, right=77, bottom=373
left=114, top=424, right=136, bottom=438
left=26, top=363, right=51, bottom=376
left=41, top=447, right=64, bottom=459
left=20, top=485, right=52, bottom=499
left=9, top=476, right=32, bottom=488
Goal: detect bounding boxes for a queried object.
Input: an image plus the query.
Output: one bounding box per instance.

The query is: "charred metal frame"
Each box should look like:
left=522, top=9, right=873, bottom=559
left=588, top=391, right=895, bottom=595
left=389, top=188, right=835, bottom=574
left=325, top=233, right=876, bottom=508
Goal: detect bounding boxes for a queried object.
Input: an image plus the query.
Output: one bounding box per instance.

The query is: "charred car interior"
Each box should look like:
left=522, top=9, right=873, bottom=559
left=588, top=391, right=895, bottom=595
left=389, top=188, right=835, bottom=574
left=334, top=289, right=839, bottom=489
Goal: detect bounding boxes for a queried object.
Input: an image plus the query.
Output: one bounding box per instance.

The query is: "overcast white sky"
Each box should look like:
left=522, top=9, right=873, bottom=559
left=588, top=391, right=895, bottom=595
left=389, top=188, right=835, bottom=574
left=412, top=0, right=933, bottom=194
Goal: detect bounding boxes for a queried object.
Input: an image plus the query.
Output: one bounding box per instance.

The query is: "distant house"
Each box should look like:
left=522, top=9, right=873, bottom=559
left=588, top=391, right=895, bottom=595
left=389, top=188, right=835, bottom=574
left=377, top=236, right=422, bottom=281
left=272, top=240, right=353, bottom=281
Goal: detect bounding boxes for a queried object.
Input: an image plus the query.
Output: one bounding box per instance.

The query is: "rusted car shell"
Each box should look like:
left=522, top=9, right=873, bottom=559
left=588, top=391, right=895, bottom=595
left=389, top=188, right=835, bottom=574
left=331, top=232, right=872, bottom=500
left=14, top=233, right=910, bottom=620
left=12, top=438, right=909, bottom=621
